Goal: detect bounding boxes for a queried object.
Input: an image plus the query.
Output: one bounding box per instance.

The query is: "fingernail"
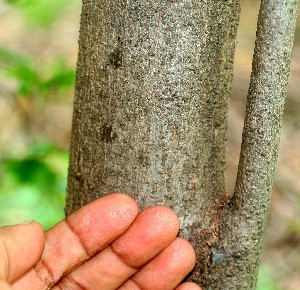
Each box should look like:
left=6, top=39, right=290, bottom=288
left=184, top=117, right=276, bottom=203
left=18, top=220, right=35, bottom=225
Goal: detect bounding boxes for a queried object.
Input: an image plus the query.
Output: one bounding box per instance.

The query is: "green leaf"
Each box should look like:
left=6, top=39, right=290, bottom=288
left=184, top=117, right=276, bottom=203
left=0, top=143, right=68, bottom=229
left=41, top=59, right=76, bottom=93
left=4, top=0, right=76, bottom=27
left=0, top=47, right=41, bottom=97
left=3, top=158, right=56, bottom=188
left=257, top=266, right=280, bottom=290
left=0, top=47, right=75, bottom=98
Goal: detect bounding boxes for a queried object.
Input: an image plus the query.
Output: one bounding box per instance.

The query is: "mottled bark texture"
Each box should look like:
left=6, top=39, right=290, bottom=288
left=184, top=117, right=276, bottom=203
left=67, top=1, right=240, bottom=285
left=66, top=0, right=298, bottom=289
left=205, top=0, right=299, bottom=289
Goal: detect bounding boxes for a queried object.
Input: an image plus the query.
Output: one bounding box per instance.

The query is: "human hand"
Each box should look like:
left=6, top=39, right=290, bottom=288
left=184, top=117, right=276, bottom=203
left=0, top=193, right=201, bottom=290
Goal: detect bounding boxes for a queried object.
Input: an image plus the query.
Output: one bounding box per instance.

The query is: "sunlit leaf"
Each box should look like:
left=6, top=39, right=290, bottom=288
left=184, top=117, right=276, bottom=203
left=257, top=266, right=280, bottom=290
left=4, top=0, right=76, bottom=27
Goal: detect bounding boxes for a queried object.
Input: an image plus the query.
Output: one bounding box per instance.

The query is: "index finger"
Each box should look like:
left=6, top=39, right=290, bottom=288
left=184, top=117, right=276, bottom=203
left=12, top=193, right=139, bottom=290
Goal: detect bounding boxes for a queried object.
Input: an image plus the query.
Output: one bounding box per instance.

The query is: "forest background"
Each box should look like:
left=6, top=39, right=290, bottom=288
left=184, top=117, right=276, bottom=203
left=0, top=0, right=299, bottom=289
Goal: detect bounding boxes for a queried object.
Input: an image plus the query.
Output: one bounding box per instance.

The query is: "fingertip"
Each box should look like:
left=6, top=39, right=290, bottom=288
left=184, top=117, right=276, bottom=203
left=112, top=205, right=180, bottom=268
left=104, top=192, right=136, bottom=204
left=63, top=193, right=140, bottom=258
left=176, top=282, right=203, bottom=290
left=144, top=206, right=180, bottom=236
left=108, top=193, right=140, bottom=218
left=0, top=221, right=45, bottom=282
left=127, top=237, right=198, bottom=290
left=25, top=220, right=44, bottom=237
left=90, top=193, right=140, bottom=221
left=15, top=221, right=45, bottom=256
left=172, top=237, right=196, bottom=272
left=108, top=192, right=139, bottom=208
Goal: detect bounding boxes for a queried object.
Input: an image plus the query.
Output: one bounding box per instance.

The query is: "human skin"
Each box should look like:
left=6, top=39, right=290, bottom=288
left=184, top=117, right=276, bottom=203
left=0, top=193, right=202, bottom=290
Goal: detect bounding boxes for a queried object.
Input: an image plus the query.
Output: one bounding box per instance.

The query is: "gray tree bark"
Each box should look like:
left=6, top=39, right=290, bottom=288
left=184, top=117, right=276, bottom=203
left=66, top=0, right=298, bottom=288
left=204, top=0, right=299, bottom=288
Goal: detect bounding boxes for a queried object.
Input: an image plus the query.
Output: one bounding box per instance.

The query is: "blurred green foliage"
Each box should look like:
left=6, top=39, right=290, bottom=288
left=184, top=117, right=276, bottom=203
left=0, top=0, right=76, bottom=229
left=0, top=143, right=68, bottom=229
left=4, top=0, right=75, bottom=27
left=257, top=267, right=280, bottom=290
left=0, top=47, right=75, bottom=99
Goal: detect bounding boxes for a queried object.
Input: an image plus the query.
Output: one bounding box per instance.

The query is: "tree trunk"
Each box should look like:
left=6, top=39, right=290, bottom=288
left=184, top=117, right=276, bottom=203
left=66, top=0, right=298, bottom=288
left=204, top=1, right=299, bottom=288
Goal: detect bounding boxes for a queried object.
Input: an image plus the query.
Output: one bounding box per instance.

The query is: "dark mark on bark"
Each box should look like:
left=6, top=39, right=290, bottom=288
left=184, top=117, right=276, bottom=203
left=109, top=46, right=123, bottom=68
left=101, top=124, right=117, bottom=143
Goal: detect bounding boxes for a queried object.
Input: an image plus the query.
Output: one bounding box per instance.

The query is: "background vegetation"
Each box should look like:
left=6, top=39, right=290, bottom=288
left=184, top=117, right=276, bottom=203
left=0, top=0, right=78, bottom=229
left=0, top=0, right=299, bottom=289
